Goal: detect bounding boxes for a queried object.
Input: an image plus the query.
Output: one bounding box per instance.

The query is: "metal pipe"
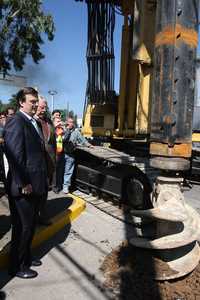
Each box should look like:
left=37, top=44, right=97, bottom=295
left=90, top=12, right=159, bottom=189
left=150, top=0, right=199, bottom=169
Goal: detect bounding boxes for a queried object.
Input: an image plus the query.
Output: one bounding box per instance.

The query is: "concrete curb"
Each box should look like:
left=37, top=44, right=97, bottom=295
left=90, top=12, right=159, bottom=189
left=0, top=194, right=86, bottom=269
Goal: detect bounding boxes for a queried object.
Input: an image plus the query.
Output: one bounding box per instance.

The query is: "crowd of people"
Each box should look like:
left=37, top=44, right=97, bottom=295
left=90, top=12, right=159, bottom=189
left=1, top=87, right=92, bottom=279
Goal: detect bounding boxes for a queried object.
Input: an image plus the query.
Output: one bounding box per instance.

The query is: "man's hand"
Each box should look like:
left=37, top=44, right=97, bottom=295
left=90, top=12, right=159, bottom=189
left=22, top=184, right=33, bottom=195
left=53, top=117, right=63, bottom=128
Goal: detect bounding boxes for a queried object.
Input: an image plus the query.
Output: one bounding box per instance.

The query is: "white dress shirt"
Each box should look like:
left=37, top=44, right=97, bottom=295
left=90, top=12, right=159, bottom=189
left=20, top=110, right=43, bottom=138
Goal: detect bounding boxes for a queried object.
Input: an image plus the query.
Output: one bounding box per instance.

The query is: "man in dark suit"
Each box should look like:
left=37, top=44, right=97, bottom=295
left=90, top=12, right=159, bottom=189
left=4, top=87, right=48, bottom=279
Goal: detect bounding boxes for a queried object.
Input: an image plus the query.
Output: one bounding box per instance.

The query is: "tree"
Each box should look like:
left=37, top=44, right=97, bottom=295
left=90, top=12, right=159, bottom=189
left=0, top=100, right=6, bottom=112
left=7, top=93, right=18, bottom=111
left=68, top=110, right=78, bottom=127
left=59, top=109, right=67, bottom=121
left=60, top=109, right=78, bottom=126
left=0, top=0, right=55, bottom=74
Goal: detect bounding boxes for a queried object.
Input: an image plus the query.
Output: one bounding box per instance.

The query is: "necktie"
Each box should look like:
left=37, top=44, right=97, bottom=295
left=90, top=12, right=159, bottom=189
left=30, top=118, right=43, bottom=139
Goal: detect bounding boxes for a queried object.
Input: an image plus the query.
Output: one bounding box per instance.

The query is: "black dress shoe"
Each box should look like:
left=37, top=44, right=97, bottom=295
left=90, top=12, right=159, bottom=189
left=15, top=268, right=38, bottom=279
left=53, top=187, right=61, bottom=194
left=31, top=259, right=42, bottom=267
left=8, top=269, right=17, bottom=277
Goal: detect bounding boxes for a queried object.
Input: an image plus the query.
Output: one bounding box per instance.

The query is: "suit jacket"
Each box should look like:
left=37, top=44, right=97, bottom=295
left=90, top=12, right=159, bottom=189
left=4, top=111, right=48, bottom=197
left=37, top=117, right=56, bottom=177
left=35, top=117, right=56, bottom=185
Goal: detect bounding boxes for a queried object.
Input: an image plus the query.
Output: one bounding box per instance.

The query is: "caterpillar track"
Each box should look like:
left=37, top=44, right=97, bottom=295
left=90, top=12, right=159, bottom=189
left=75, top=145, right=158, bottom=209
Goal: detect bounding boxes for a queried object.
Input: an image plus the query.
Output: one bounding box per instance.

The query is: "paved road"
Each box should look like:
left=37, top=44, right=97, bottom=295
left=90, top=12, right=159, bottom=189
left=0, top=183, right=200, bottom=300
left=0, top=202, right=136, bottom=300
left=184, top=182, right=200, bottom=213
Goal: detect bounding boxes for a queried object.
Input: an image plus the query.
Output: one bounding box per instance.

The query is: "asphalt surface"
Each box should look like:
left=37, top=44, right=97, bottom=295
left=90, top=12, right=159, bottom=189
left=0, top=202, right=135, bottom=300
left=0, top=182, right=200, bottom=300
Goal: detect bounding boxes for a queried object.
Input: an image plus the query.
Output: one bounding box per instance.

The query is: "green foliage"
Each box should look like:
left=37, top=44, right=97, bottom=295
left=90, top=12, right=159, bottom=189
left=0, top=100, right=7, bottom=112
left=0, top=0, right=55, bottom=74
left=0, top=93, right=18, bottom=112
left=7, top=92, right=18, bottom=110
left=60, top=109, right=78, bottom=126
left=0, top=98, right=15, bottom=112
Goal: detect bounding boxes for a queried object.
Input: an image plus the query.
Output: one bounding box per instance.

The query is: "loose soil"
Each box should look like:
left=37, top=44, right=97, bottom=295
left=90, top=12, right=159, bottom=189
left=100, top=241, right=200, bottom=300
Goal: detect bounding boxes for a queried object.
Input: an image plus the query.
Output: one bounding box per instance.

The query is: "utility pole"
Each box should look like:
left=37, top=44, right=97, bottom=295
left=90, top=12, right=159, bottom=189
left=67, top=101, right=69, bottom=118
left=48, top=90, right=57, bottom=112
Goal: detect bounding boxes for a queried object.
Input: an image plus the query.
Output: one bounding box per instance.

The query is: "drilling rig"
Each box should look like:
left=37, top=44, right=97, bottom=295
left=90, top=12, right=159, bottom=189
left=74, top=0, right=200, bottom=280
left=79, top=0, right=156, bottom=143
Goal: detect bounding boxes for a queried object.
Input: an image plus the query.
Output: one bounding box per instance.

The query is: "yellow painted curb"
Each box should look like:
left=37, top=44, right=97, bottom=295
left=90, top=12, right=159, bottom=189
left=0, top=194, right=86, bottom=269
left=192, top=132, right=200, bottom=142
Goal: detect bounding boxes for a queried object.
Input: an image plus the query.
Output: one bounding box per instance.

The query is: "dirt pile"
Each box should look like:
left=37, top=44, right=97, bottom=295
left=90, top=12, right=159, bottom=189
left=100, top=241, right=200, bottom=300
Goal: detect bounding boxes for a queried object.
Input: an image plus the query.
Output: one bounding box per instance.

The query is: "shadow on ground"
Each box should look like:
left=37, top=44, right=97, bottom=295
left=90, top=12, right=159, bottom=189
left=0, top=291, right=6, bottom=300
left=0, top=216, right=10, bottom=241
left=45, top=195, right=74, bottom=220
left=0, top=224, right=71, bottom=292
left=0, top=195, right=73, bottom=245
left=0, top=195, right=74, bottom=293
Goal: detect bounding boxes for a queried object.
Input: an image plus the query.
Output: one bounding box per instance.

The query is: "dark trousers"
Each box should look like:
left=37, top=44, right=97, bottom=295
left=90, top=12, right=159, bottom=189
left=52, top=153, right=65, bottom=190
left=0, top=145, right=6, bottom=186
left=38, top=190, right=48, bottom=219
left=8, top=194, right=41, bottom=273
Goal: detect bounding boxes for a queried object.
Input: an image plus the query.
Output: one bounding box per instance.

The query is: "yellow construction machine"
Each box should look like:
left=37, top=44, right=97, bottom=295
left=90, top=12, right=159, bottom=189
left=74, top=0, right=200, bottom=281
left=79, top=0, right=200, bottom=161
left=82, top=0, right=156, bottom=142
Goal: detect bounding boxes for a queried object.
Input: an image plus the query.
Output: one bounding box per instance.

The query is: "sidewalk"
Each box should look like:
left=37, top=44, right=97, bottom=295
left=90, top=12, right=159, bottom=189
left=1, top=183, right=200, bottom=300
left=0, top=190, right=86, bottom=269
left=0, top=181, right=199, bottom=271
left=0, top=201, right=133, bottom=300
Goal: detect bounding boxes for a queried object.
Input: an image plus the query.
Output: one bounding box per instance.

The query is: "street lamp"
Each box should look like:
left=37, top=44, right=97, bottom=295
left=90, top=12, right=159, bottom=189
left=48, top=90, right=57, bottom=112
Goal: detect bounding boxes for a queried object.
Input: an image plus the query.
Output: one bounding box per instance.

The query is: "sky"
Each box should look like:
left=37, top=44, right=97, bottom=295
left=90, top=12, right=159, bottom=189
left=0, top=0, right=123, bottom=117
left=0, top=1, right=199, bottom=117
